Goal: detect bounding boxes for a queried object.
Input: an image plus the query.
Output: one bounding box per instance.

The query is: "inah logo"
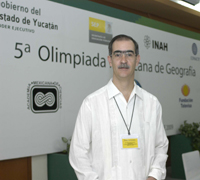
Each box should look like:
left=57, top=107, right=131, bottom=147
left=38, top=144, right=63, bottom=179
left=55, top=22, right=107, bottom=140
left=192, top=43, right=198, bottom=55
left=144, top=35, right=168, bottom=51
left=144, top=35, right=151, bottom=49
left=152, top=40, right=168, bottom=51
left=27, top=81, right=62, bottom=113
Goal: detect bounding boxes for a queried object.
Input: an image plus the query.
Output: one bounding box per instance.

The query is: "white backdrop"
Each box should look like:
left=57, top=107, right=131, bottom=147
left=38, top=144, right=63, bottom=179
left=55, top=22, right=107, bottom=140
left=0, top=0, right=200, bottom=160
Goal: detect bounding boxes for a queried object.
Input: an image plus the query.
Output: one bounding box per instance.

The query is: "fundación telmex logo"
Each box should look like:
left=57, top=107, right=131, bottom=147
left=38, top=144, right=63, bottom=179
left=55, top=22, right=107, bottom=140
left=181, top=84, right=190, bottom=97
left=27, top=81, right=62, bottom=113
left=144, top=35, right=168, bottom=51
left=179, top=84, right=193, bottom=108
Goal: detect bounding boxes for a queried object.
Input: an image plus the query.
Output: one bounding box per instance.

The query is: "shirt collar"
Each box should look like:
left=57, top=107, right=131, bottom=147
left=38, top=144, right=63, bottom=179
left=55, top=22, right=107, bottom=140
left=107, top=79, right=143, bottom=101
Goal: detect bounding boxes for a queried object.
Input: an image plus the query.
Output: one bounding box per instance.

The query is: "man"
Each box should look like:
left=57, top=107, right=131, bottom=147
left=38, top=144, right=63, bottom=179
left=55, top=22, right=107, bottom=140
left=69, top=34, right=168, bottom=180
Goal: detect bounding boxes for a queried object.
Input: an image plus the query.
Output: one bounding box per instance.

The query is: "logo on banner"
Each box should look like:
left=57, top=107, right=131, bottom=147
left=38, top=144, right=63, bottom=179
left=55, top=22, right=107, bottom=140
left=144, top=35, right=151, bottom=49
left=89, top=17, right=113, bottom=45
left=192, top=43, right=198, bottom=55
left=144, top=35, right=168, bottom=51
left=191, top=43, right=200, bottom=61
left=181, top=84, right=190, bottom=96
left=27, top=81, right=62, bottom=113
left=179, top=84, right=193, bottom=108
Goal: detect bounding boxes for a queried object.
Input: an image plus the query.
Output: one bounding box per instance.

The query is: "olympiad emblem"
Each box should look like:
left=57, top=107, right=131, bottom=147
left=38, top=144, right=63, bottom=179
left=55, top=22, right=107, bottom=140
left=27, top=81, right=62, bottom=113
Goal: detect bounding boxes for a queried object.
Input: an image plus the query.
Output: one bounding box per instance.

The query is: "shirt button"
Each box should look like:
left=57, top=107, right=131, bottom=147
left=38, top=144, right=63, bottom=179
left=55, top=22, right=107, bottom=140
left=130, top=160, right=132, bottom=163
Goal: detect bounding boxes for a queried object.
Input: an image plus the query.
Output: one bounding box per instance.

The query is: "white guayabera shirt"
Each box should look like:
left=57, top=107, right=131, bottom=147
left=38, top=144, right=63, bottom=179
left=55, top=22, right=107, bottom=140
left=69, top=79, right=168, bottom=180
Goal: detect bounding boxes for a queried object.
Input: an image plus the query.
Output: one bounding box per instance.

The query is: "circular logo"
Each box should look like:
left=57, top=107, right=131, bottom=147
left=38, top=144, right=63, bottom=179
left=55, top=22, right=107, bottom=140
left=144, top=35, right=151, bottom=49
left=181, top=84, right=190, bottom=96
left=192, top=43, right=198, bottom=55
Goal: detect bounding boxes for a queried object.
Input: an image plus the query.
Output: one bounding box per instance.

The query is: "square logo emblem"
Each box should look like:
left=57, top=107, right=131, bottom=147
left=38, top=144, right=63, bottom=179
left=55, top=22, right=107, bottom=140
left=30, top=85, right=59, bottom=113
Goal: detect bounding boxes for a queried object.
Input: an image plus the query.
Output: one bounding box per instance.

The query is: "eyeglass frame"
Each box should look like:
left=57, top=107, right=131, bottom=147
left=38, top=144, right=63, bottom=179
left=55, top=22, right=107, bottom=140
left=110, top=50, right=137, bottom=59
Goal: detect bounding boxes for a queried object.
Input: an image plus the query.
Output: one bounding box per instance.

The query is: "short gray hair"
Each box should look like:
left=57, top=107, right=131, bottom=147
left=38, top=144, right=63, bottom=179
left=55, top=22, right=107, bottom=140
left=108, top=34, right=139, bottom=56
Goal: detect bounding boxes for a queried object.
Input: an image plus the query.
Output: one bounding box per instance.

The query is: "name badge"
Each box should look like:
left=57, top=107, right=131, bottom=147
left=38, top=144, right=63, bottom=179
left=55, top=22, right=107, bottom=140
left=120, top=134, right=140, bottom=149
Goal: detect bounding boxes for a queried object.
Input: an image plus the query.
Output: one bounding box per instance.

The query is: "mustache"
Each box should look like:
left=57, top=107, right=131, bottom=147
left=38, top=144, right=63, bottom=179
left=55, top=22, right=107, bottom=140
left=118, top=63, right=130, bottom=69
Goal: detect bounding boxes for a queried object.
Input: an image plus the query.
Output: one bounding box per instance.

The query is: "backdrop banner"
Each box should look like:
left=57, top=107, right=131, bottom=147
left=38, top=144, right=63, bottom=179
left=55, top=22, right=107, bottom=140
left=0, top=0, right=200, bottom=160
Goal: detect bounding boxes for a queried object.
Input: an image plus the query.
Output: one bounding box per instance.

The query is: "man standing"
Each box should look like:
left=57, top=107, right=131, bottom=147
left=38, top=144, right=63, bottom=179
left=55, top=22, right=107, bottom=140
left=69, top=34, right=168, bottom=180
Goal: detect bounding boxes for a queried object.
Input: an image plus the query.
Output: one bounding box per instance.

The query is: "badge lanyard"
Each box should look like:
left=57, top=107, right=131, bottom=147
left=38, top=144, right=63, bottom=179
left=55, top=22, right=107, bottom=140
left=113, top=94, right=136, bottom=135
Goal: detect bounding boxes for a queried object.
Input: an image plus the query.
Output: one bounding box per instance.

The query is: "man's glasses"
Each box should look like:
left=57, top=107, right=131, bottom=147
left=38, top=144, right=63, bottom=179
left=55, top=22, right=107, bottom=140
left=111, top=50, right=136, bottom=60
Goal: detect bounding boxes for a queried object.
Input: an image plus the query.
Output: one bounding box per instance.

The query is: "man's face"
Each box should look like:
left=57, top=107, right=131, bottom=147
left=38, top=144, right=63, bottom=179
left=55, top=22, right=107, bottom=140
left=108, top=40, right=140, bottom=80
